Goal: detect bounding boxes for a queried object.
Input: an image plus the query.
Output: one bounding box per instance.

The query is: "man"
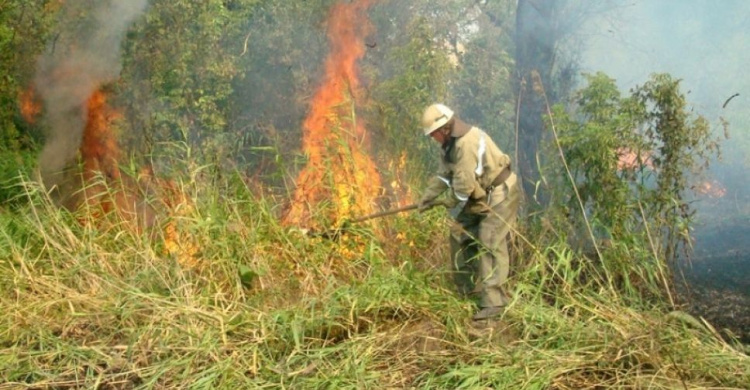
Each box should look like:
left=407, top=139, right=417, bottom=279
left=418, top=103, right=521, bottom=320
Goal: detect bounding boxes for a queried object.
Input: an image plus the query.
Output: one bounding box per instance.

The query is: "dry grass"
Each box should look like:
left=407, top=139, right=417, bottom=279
left=0, top=174, right=748, bottom=389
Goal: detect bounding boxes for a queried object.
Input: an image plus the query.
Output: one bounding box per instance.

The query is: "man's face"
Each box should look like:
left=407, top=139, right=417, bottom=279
left=429, top=125, right=450, bottom=144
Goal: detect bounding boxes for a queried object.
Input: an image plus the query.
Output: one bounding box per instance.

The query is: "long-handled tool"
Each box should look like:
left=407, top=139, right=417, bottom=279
left=307, top=200, right=447, bottom=239
left=349, top=203, right=420, bottom=223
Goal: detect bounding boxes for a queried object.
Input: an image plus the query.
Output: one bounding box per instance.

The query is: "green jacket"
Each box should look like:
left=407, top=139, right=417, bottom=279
left=421, top=124, right=512, bottom=213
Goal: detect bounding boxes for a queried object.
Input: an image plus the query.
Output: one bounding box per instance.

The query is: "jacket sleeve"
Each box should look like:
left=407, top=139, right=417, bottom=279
left=420, top=176, right=449, bottom=204
left=419, top=164, right=451, bottom=204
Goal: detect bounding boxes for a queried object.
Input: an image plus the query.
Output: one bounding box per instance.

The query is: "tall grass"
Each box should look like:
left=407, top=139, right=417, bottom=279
left=0, top=164, right=748, bottom=389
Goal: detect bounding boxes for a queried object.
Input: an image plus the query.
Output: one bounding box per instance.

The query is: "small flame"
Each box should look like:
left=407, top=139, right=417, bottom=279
left=283, top=0, right=381, bottom=229
left=19, top=87, right=42, bottom=124
left=695, top=180, right=727, bottom=199
left=388, top=151, right=414, bottom=207
left=159, top=178, right=200, bottom=268
left=616, top=147, right=653, bottom=171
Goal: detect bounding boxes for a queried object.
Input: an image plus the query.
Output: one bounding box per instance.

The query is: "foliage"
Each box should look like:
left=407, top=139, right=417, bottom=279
left=0, top=2, right=55, bottom=208
left=0, top=166, right=747, bottom=388
left=225, top=0, right=336, bottom=183
left=514, top=0, right=623, bottom=204
left=631, top=74, right=722, bottom=258
left=0, top=1, right=55, bottom=149
left=0, top=2, right=747, bottom=388
left=0, top=149, right=36, bottom=206
left=452, top=17, right=515, bottom=146
left=542, top=72, right=722, bottom=300
left=371, top=17, right=452, bottom=174
left=118, top=0, right=260, bottom=161
left=370, top=0, right=519, bottom=191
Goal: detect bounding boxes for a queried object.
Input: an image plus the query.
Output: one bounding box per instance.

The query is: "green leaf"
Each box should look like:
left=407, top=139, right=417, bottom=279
left=238, top=264, right=258, bottom=289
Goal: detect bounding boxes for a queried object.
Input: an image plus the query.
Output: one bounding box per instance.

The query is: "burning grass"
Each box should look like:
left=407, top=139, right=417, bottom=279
left=283, top=0, right=381, bottom=231
left=0, top=170, right=748, bottom=389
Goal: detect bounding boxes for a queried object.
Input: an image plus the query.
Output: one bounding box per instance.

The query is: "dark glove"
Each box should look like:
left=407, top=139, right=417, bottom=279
left=449, top=200, right=467, bottom=219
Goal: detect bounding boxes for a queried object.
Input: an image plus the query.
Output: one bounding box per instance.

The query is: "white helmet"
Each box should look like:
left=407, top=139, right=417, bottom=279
left=421, top=103, right=454, bottom=136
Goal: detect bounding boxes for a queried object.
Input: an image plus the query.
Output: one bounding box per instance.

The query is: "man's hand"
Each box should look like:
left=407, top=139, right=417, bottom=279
left=418, top=198, right=449, bottom=213
left=417, top=198, right=435, bottom=213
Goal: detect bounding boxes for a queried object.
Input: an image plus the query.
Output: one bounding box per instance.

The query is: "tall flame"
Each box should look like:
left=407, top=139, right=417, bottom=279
left=77, top=88, right=130, bottom=218
left=284, top=0, right=381, bottom=229
left=78, top=88, right=197, bottom=266
left=81, top=89, right=122, bottom=182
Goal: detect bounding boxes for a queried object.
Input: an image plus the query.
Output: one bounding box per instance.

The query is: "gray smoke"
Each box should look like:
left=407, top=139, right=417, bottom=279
left=36, top=0, right=148, bottom=202
left=578, top=0, right=750, bottom=235
left=575, top=3, right=749, bottom=340
left=581, top=1, right=749, bottom=117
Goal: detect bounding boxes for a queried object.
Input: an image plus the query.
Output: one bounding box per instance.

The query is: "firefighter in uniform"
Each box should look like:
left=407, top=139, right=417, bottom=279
left=418, top=103, right=521, bottom=320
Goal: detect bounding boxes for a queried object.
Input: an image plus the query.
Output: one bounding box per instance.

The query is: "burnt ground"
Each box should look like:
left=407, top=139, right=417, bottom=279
left=675, top=217, right=750, bottom=344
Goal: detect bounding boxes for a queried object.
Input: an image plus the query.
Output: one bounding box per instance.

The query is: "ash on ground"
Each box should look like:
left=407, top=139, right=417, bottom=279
left=675, top=220, right=750, bottom=345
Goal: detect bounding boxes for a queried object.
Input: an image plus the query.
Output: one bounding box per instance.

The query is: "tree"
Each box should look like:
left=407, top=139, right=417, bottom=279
left=0, top=1, right=55, bottom=152
left=119, top=0, right=260, bottom=161
left=514, top=0, right=620, bottom=206
left=515, top=0, right=562, bottom=205
left=551, top=72, right=721, bottom=277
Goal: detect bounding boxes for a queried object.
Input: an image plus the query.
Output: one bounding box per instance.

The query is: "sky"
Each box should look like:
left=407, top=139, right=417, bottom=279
left=580, top=0, right=749, bottom=121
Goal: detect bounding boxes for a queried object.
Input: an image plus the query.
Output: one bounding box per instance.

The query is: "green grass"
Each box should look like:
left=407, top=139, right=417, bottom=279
left=0, top=171, right=748, bottom=389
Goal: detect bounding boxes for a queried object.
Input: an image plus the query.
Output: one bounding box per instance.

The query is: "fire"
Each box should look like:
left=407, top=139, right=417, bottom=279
left=77, top=88, right=150, bottom=231
left=76, top=88, right=124, bottom=218
left=616, top=147, right=653, bottom=171
left=388, top=151, right=414, bottom=208
left=81, top=89, right=122, bottom=182
left=283, top=0, right=381, bottom=229
left=615, top=146, right=726, bottom=199
left=158, top=176, right=200, bottom=268
left=19, top=87, right=42, bottom=124
left=695, top=180, right=727, bottom=199
left=76, top=88, right=198, bottom=267
left=28, top=0, right=196, bottom=265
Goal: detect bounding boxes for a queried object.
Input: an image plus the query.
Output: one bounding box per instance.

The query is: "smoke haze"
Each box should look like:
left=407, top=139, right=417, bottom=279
left=36, top=0, right=147, bottom=198
left=582, top=1, right=748, bottom=107
left=579, top=0, right=750, bottom=238
left=580, top=0, right=749, bottom=154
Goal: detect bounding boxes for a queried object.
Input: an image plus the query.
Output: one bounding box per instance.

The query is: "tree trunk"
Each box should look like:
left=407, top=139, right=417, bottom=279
left=515, top=0, right=560, bottom=206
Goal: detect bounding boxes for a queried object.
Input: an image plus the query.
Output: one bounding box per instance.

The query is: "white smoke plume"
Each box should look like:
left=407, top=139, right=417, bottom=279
left=35, top=0, right=148, bottom=202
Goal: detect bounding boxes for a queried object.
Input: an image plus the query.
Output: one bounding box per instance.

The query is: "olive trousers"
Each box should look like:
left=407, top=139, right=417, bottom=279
left=449, top=173, right=520, bottom=308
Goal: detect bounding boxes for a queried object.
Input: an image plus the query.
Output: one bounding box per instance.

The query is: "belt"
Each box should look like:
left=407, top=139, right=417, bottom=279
left=489, top=165, right=511, bottom=189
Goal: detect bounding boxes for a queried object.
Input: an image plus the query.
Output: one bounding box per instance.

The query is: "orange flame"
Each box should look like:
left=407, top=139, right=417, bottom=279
left=616, top=147, right=653, bottom=171
left=20, top=87, right=42, bottom=124
left=76, top=89, right=196, bottom=266
left=388, top=151, right=414, bottom=207
left=76, top=88, right=123, bottom=218
left=81, top=89, right=122, bottom=182
left=695, top=180, right=727, bottom=199
left=283, top=0, right=381, bottom=229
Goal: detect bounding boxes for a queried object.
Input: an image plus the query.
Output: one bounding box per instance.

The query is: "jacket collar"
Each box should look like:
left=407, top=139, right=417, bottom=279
left=451, top=117, right=472, bottom=137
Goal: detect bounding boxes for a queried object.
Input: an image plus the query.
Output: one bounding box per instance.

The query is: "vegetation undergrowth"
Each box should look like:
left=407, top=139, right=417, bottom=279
left=0, top=160, right=747, bottom=389
left=2, top=1, right=748, bottom=388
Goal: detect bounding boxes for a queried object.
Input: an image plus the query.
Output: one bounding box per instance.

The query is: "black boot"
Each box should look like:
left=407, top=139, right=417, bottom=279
left=472, top=306, right=504, bottom=321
